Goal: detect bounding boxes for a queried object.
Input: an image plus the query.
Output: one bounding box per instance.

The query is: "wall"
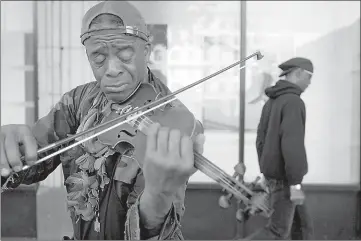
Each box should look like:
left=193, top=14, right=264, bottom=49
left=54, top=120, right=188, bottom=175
left=296, top=19, right=360, bottom=185
left=1, top=1, right=36, bottom=126
left=1, top=1, right=38, bottom=238
left=3, top=185, right=359, bottom=240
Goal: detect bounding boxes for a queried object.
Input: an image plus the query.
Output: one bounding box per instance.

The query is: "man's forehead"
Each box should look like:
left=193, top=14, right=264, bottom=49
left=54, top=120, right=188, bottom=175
left=85, top=34, right=138, bottom=49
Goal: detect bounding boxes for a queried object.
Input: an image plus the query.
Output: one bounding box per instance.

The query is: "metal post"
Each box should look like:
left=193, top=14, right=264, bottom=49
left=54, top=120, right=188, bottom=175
left=33, top=1, right=39, bottom=121
left=235, top=1, right=247, bottom=239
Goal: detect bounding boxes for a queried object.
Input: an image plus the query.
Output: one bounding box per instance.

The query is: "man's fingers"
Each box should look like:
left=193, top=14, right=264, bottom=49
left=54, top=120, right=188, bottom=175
left=146, top=123, right=160, bottom=153
left=181, top=136, right=196, bottom=174
left=21, top=135, right=38, bottom=164
left=4, top=135, right=23, bottom=172
left=168, top=129, right=181, bottom=158
left=196, top=134, right=206, bottom=145
left=157, top=127, right=169, bottom=154
left=1, top=135, right=11, bottom=177
left=180, top=136, right=193, bottom=164
left=0, top=125, right=37, bottom=175
left=194, top=134, right=205, bottom=154
left=192, top=134, right=205, bottom=174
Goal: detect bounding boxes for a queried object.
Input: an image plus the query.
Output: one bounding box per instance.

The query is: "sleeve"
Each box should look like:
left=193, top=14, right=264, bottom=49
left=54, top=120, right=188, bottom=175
left=256, top=100, right=272, bottom=162
left=256, top=106, right=267, bottom=161
left=280, top=98, right=308, bottom=185
left=124, top=171, right=186, bottom=240
left=124, top=73, right=201, bottom=239
left=2, top=84, right=89, bottom=189
left=124, top=119, right=203, bottom=240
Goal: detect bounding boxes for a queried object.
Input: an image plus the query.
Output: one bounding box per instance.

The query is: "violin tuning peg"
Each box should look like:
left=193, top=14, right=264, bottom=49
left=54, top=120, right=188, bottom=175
left=234, top=163, right=246, bottom=176
left=236, top=209, right=245, bottom=222
left=218, top=195, right=231, bottom=209
left=249, top=208, right=257, bottom=216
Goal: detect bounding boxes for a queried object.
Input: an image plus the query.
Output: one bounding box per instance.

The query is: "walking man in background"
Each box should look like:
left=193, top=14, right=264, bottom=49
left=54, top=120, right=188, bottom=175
left=254, top=57, right=315, bottom=239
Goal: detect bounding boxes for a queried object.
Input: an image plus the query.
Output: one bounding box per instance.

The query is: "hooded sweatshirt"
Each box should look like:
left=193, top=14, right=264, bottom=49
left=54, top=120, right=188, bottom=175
left=256, top=80, right=308, bottom=185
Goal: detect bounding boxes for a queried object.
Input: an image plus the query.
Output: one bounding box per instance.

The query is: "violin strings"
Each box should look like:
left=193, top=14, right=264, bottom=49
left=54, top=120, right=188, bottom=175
left=132, top=115, right=242, bottom=187
left=194, top=151, right=254, bottom=195
left=131, top=116, right=270, bottom=212
left=195, top=155, right=270, bottom=213
left=132, top=116, right=261, bottom=205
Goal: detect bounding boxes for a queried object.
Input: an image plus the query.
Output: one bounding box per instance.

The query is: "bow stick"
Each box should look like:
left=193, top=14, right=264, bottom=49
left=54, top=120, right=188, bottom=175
left=1, top=51, right=264, bottom=191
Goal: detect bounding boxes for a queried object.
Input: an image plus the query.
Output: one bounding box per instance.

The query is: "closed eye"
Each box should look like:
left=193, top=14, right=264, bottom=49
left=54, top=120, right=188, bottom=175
left=118, top=47, right=134, bottom=62
left=94, top=54, right=106, bottom=64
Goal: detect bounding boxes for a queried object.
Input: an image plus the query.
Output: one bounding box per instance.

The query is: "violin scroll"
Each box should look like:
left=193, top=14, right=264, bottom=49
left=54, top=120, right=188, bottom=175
left=234, top=190, right=272, bottom=223
left=218, top=162, right=246, bottom=209
left=218, top=193, right=233, bottom=209
left=218, top=162, right=273, bottom=222
left=236, top=209, right=245, bottom=222
left=234, top=162, right=246, bottom=176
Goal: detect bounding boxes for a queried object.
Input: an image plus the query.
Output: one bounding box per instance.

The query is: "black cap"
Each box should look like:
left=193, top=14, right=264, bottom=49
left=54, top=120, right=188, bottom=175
left=278, top=57, right=313, bottom=77
left=80, top=1, right=149, bottom=45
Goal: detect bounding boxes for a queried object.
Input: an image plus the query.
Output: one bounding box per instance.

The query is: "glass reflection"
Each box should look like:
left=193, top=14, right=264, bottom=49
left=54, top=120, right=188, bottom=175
left=244, top=1, right=360, bottom=184
left=133, top=1, right=241, bottom=183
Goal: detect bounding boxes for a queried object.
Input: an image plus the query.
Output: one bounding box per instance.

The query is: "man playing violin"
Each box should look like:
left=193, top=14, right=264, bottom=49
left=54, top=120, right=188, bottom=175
left=1, top=1, right=205, bottom=240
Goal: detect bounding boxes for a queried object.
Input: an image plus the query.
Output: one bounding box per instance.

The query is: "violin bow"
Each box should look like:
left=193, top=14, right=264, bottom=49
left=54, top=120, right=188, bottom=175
left=1, top=51, right=264, bottom=191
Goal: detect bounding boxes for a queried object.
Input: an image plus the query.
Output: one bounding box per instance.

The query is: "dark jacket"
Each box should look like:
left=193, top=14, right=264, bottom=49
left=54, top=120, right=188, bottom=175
left=3, top=70, right=190, bottom=240
left=256, top=80, right=308, bottom=185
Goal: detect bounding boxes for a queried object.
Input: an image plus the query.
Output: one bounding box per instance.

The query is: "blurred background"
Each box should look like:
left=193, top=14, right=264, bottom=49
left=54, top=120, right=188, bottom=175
left=1, top=1, right=360, bottom=240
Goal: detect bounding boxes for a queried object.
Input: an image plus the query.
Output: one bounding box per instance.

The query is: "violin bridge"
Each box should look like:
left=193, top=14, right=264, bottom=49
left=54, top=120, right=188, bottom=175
left=124, top=107, right=143, bottom=129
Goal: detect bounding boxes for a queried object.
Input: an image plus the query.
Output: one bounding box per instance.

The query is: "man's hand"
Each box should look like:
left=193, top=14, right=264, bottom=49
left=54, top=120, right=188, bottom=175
left=139, top=122, right=205, bottom=234
left=290, top=185, right=305, bottom=205
left=1, top=125, right=38, bottom=177
left=142, top=122, right=204, bottom=196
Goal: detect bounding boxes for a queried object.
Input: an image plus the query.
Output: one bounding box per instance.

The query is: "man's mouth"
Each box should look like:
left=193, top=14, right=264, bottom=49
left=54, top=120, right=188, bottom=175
left=104, top=84, right=129, bottom=93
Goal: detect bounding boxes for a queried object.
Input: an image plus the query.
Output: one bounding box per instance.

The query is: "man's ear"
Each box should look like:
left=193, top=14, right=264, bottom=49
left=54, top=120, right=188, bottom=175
left=144, top=42, right=152, bottom=63
left=85, top=48, right=91, bottom=61
left=295, top=68, right=303, bottom=77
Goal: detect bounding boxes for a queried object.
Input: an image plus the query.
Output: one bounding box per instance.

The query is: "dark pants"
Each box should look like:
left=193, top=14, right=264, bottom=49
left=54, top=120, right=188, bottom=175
left=251, top=180, right=314, bottom=240
left=291, top=205, right=314, bottom=240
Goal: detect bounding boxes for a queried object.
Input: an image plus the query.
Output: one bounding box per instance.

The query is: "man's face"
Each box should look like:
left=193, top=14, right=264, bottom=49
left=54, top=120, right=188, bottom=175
left=297, top=70, right=312, bottom=91
left=84, top=31, right=151, bottom=103
left=290, top=68, right=312, bottom=91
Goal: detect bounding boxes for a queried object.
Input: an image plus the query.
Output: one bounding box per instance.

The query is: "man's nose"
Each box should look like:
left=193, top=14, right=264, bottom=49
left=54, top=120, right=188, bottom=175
left=106, top=58, right=124, bottom=78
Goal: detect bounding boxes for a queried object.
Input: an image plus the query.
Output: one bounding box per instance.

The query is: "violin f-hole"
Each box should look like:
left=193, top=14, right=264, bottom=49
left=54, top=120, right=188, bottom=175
left=117, top=130, right=137, bottom=139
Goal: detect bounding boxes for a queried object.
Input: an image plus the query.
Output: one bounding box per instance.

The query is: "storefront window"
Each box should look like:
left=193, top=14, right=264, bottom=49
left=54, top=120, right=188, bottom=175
left=130, top=1, right=242, bottom=183
left=244, top=1, right=360, bottom=185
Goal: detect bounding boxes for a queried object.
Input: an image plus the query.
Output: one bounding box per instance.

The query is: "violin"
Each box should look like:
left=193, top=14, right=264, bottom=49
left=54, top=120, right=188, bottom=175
left=97, top=83, right=272, bottom=218
left=218, top=163, right=271, bottom=222
left=2, top=51, right=272, bottom=219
